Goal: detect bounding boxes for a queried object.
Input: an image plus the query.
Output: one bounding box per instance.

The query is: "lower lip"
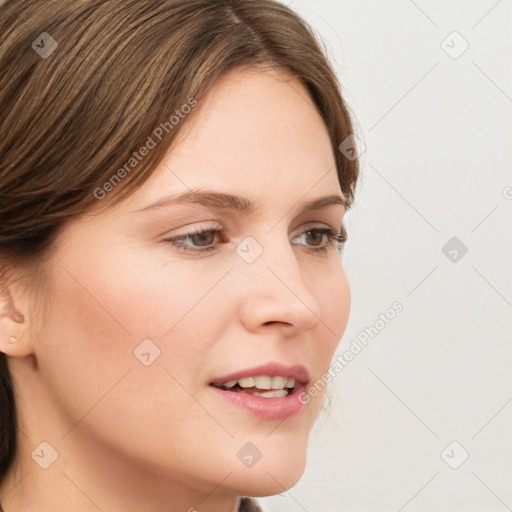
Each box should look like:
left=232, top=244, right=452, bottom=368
left=208, top=384, right=307, bottom=420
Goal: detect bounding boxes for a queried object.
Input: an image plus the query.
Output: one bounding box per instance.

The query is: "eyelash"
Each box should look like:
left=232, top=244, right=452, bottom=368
left=163, top=224, right=348, bottom=255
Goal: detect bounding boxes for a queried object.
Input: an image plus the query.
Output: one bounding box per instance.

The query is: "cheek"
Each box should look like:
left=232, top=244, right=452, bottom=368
left=303, top=263, right=350, bottom=413
left=52, top=242, right=229, bottom=343
left=37, top=252, right=231, bottom=415
left=316, top=262, right=351, bottom=350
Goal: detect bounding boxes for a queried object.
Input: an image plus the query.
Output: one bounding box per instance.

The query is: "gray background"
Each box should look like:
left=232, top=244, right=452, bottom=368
left=259, top=1, right=512, bottom=511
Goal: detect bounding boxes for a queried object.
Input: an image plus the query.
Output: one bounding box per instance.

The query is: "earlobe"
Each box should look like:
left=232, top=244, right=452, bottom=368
left=3, top=333, right=34, bottom=358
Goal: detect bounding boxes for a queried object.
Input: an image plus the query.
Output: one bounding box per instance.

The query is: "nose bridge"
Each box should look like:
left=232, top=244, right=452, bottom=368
left=236, top=231, right=320, bottom=332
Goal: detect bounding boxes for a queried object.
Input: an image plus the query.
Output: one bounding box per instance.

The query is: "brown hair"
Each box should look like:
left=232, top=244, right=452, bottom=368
left=0, top=0, right=359, bottom=482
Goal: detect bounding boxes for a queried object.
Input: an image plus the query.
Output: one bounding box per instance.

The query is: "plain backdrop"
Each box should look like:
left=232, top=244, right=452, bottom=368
left=258, top=1, right=512, bottom=511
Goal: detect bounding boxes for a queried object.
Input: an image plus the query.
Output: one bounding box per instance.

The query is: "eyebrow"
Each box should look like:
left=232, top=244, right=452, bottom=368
left=132, top=188, right=347, bottom=215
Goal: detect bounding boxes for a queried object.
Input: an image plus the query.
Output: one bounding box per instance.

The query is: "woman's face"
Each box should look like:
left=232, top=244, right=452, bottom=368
left=23, top=68, right=350, bottom=498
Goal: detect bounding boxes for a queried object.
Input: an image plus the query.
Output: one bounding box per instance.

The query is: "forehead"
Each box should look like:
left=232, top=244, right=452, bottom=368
left=177, top=67, right=333, bottom=164
left=135, top=67, right=339, bottom=202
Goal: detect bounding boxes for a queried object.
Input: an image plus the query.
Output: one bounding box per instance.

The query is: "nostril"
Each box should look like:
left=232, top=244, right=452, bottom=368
left=262, top=320, right=293, bottom=327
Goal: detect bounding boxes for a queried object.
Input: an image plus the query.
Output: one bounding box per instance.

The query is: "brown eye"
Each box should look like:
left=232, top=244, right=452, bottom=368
left=304, top=230, right=324, bottom=246
left=163, top=227, right=224, bottom=253
left=292, top=227, right=339, bottom=252
left=190, top=230, right=216, bottom=246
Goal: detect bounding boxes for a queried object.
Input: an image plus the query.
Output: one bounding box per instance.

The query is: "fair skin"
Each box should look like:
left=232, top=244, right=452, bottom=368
left=0, top=67, right=350, bottom=512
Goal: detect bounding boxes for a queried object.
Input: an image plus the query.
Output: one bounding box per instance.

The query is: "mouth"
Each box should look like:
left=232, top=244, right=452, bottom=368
left=207, top=363, right=309, bottom=420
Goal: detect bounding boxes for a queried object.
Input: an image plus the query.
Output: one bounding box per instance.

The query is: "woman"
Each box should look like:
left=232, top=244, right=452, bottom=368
left=0, top=1, right=359, bottom=510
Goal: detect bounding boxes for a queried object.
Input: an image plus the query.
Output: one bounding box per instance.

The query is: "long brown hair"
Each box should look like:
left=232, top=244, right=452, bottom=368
left=0, top=0, right=359, bottom=482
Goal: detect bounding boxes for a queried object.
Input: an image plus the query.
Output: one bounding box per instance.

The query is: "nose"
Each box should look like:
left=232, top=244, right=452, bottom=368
left=238, top=237, right=321, bottom=336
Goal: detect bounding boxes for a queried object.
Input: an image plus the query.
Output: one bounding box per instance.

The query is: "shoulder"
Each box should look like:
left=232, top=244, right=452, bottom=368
left=239, top=497, right=263, bottom=511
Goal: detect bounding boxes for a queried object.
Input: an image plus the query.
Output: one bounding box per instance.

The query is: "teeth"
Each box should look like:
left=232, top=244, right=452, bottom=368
left=271, top=376, right=287, bottom=389
left=220, top=375, right=296, bottom=390
left=238, top=377, right=255, bottom=388
left=253, top=376, right=272, bottom=389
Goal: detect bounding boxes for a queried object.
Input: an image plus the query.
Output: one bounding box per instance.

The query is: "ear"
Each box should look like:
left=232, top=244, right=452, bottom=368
left=0, top=266, right=35, bottom=358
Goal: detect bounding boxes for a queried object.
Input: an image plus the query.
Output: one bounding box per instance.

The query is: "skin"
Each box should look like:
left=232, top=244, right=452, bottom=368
left=0, top=67, right=351, bottom=512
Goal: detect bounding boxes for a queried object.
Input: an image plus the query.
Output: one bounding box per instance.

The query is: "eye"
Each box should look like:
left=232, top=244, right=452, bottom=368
left=162, top=223, right=348, bottom=254
left=162, top=224, right=226, bottom=253
left=292, top=225, right=347, bottom=253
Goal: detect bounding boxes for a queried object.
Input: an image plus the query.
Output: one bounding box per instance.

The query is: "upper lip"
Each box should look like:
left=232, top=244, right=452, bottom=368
left=209, top=362, right=310, bottom=386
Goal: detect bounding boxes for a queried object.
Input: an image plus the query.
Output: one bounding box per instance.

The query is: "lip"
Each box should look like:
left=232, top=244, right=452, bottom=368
left=208, top=362, right=310, bottom=421
left=209, top=362, right=310, bottom=387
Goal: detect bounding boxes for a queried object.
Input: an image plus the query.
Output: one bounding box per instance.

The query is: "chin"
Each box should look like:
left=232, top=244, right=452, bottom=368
left=227, top=444, right=307, bottom=497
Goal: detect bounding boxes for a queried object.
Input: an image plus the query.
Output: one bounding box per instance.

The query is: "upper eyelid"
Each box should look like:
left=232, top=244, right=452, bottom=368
left=166, top=219, right=342, bottom=237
